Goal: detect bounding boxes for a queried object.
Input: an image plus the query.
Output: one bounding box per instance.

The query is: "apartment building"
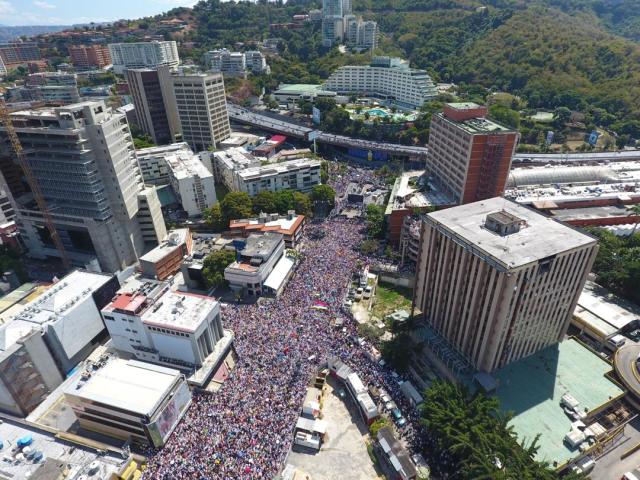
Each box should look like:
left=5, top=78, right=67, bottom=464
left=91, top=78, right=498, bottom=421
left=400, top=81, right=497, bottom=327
left=245, top=51, right=270, bottom=74
left=68, top=45, right=112, bottom=70
left=64, top=358, right=191, bottom=447
left=137, top=186, right=167, bottom=245
left=322, top=0, right=352, bottom=46
left=212, top=148, right=260, bottom=190
left=0, top=56, right=6, bottom=77
left=0, top=101, right=166, bottom=272
left=171, top=72, right=231, bottom=151
left=108, top=41, right=179, bottom=74
left=0, top=42, right=40, bottom=66
left=427, top=103, right=519, bottom=204
left=126, top=66, right=181, bottom=145
left=139, top=228, right=192, bottom=280
left=204, top=49, right=270, bottom=76
left=101, top=278, right=230, bottom=374
left=229, top=211, right=305, bottom=248
left=234, top=158, right=321, bottom=196
left=324, top=57, right=437, bottom=109
left=136, top=143, right=217, bottom=216
left=344, top=17, right=377, bottom=50
left=413, top=198, right=599, bottom=372
left=25, top=72, right=80, bottom=105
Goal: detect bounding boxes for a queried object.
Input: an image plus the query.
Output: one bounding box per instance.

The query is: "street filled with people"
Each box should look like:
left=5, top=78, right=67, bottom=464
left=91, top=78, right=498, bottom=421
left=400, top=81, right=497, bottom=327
left=143, top=166, right=432, bottom=479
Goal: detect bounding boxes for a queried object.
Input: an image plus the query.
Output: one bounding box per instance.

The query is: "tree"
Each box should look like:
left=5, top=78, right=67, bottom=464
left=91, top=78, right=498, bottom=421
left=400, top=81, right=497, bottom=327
left=365, top=204, right=386, bottom=239
left=553, top=107, right=572, bottom=126
left=203, top=203, right=226, bottom=232
left=221, top=191, right=253, bottom=223
left=252, top=191, right=277, bottom=214
left=202, top=249, right=237, bottom=288
left=273, top=189, right=295, bottom=214
left=360, top=239, right=379, bottom=256
left=488, top=104, right=520, bottom=129
left=293, top=191, right=312, bottom=216
left=310, top=184, right=336, bottom=210
left=628, top=204, right=640, bottom=236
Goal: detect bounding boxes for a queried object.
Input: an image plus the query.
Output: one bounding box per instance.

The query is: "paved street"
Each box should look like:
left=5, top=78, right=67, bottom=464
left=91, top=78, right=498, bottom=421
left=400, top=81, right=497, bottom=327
left=591, top=416, right=640, bottom=480
left=615, top=344, right=640, bottom=397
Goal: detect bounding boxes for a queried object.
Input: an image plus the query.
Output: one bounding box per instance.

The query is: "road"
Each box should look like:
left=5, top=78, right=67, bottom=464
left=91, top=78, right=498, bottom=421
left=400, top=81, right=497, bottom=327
left=513, top=150, right=640, bottom=164
left=615, top=345, right=640, bottom=398
left=591, top=416, right=640, bottom=480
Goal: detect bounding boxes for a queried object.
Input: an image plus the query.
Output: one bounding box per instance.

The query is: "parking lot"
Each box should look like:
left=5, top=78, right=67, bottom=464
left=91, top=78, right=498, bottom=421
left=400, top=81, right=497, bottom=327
left=286, top=378, right=382, bottom=480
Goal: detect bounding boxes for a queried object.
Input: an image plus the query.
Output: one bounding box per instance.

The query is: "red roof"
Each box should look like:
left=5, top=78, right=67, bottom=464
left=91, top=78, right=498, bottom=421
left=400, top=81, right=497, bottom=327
left=111, top=293, right=146, bottom=313
left=270, top=135, right=287, bottom=145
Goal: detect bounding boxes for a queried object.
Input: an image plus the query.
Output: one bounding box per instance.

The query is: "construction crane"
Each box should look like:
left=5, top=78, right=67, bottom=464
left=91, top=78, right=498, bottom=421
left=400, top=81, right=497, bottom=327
left=0, top=99, right=71, bottom=270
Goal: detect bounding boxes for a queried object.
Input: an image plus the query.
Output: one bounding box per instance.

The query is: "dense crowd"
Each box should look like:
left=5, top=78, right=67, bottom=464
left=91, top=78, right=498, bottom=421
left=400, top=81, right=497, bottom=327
left=143, top=166, right=432, bottom=479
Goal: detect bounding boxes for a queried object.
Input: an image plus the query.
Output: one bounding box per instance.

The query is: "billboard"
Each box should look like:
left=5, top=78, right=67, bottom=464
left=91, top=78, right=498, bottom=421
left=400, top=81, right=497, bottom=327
left=588, top=130, right=600, bottom=146
left=312, top=106, right=321, bottom=125
left=307, top=130, right=320, bottom=142
left=545, top=131, right=554, bottom=145
left=146, top=381, right=192, bottom=447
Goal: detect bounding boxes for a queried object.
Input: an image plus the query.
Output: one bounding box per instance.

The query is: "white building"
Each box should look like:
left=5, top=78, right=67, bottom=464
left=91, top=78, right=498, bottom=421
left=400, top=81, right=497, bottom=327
left=108, top=41, right=180, bottom=74
left=212, top=147, right=260, bottom=191
left=204, top=49, right=270, bottom=77
left=225, top=233, right=294, bottom=297
left=1, top=101, right=166, bottom=272
left=0, top=55, right=6, bottom=77
left=344, top=17, right=377, bottom=51
left=136, top=143, right=217, bottom=216
left=234, top=158, right=322, bottom=196
left=64, top=358, right=192, bottom=447
left=324, top=56, right=437, bottom=109
left=137, top=186, right=167, bottom=244
left=101, top=279, right=231, bottom=376
left=26, top=72, right=80, bottom=105
left=10, top=270, right=120, bottom=375
left=171, top=72, right=231, bottom=151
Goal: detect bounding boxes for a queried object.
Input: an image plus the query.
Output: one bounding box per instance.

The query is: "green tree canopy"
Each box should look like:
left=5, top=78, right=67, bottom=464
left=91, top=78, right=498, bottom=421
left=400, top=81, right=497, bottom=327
left=365, top=204, right=386, bottom=239
left=202, top=249, right=237, bottom=288
left=221, top=191, right=253, bottom=223
left=203, top=203, right=226, bottom=232
left=252, top=191, right=278, bottom=214
left=311, top=184, right=336, bottom=210
left=293, top=191, right=313, bottom=217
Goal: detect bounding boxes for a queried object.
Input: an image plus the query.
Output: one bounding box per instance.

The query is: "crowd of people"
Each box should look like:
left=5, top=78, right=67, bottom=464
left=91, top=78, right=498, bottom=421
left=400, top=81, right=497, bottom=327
left=143, top=166, right=433, bottom=479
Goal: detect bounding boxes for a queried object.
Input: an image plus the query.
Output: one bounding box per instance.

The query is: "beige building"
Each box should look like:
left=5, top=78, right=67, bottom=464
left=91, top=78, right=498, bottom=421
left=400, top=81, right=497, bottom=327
left=171, top=72, right=231, bottom=152
left=413, top=198, right=598, bottom=372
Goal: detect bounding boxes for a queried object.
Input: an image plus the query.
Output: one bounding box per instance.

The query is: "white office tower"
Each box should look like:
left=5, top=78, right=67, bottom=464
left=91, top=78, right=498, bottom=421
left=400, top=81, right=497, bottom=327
left=413, top=198, right=599, bottom=372
left=356, top=21, right=378, bottom=50
left=324, top=56, right=437, bottom=109
left=0, top=101, right=165, bottom=272
left=137, top=143, right=217, bottom=217
left=108, top=41, right=180, bottom=75
left=171, top=72, right=231, bottom=151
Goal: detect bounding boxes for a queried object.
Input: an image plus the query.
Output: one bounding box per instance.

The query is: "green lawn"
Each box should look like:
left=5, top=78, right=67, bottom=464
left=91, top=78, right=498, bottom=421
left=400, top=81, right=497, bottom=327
left=371, top=282, right=413, bottom=320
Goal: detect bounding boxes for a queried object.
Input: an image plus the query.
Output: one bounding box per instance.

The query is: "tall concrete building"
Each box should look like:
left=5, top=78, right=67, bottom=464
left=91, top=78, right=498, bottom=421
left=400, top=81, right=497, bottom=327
left=171, top=72, right=231, bottom=151
left=126, top=66, right=181, bottom=145
left=428, top=103, right=519, bottom=205
left=0, top=101, right=166, bottom=272
left=0, top=42, right=40, bottom=66
left=25, top=72, right=80, bottom=105
left=322, top=0, right=345, bottom=47
left=108, top=41, right=179, bottom=75
left=413, top=198, right=598, bottom=372
left=68, top=45, right=112, bottom=70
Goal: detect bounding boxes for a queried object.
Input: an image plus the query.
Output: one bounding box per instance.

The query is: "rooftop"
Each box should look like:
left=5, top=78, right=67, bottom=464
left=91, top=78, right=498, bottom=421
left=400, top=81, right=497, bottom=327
left=576, top=280, right=640, bottom=333
left=230, top=212, right=304, bottom=235
left=237, top=158, right=320, bottom=180
left=386, top=170, right=454, bottom=214
left=240, top=232, right=283, bottom=259
left=142, top=291, right=218, bottom=333
left=275, top=84, right=326, bottom=94
left=64, top=358, right=181, bottom=416
left=140, top=228, right=190, bottom=264
left=493, top=338, right=624, bottom=466
left=213, top=147, right=259, bottom=171
left=550, top=205, right=633, bottom=222
left=425, top=197, right=597, bottom=269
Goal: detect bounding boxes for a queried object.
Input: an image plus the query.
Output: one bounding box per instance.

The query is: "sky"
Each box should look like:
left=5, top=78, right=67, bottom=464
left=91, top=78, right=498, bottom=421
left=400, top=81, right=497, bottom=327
left=0, top=0, right=200, bottom=26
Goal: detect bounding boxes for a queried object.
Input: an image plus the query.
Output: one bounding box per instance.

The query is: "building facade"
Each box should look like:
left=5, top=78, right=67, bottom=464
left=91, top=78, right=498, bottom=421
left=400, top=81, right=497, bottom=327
left=25, top=72, right=80, bottom=105
left=125, top=66, right=181, bottom=145
left=229, top=211, right=305, bottom=248
left=68, top=45, right=112, bottom=70
left=0, top=42, right=40, bottom=67
left=108, top=41, right=179, bottom=75
left=139, top=228, right=192, bottom=280
left=323, top=57, right=437, bottom=109
left=428, top=103, right=519, bottom=204
left=0, top=101, right=165, bottom=272
left=171, top=72, right=231, bottom=151
left=413, top=198, right=599, bottom=372
left=234, top=158, right=321, bottom=196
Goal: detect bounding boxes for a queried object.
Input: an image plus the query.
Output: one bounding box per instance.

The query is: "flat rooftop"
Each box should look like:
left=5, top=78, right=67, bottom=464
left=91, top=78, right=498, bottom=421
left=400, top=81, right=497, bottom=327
left=142, top=291, right=218, bottom=333
left=65, top=358, right=181, bottom=416
left=13, top=270, right=113, bottom=325
left=275, top=83, right=326, bottom=94
left=576, top=280, right=640, bottom=332
left=230, top=213, right=304, bottom=235
left=493, top=339, right=624, bottom=466
left=140, top=228, right=189, bottom=264
left=550, top=205, right=632, bottom=221
left=426, top=197, right=597, bottom=269
left=238, top=158, right=320, bottom=180
left=240, top=232, right=283, bottom=258
left=438, top=110, right=511, bottom=134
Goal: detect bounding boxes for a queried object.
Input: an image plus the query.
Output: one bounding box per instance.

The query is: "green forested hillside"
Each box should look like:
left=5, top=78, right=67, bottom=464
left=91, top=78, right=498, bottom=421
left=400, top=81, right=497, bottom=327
left=186, top=0, right=640, bottom=135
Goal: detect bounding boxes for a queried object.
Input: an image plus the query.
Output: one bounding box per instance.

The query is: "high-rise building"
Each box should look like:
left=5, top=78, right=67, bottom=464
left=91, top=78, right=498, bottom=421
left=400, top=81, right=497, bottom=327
left=170, top=72, right=231, bottom=151
left=204, top=49, right=270, bottom=76
left=108, top=41, right=179, bottom=75
left=126, top=66, right=181, bottom=145
left=324, top=56, right=437, bottom=109
left=413, top=197, right=598, bottom=372
left=427, top=103, right=519, bottom=205
left=322, top=0, right=344, bottom=47
left=68, top=45, right=112, bottom=70
left=0, top=101, right=166, bottom=272
left=0, top=42, right=40, bottom=66
left=344, top=17, right=378, bottom=50
left=0, top=56, right=7, bottom=77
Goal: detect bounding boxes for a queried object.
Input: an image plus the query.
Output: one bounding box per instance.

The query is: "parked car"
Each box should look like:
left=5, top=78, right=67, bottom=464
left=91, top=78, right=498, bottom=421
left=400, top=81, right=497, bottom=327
left=363, top=286, right=372, bottom=299
left=385, top=400, right=397, bottom=412
left=380, top=394, right=392, bottom=405
left=354, top=288, right=363, bottom=301
left=391, top=407, right=407, bottom=427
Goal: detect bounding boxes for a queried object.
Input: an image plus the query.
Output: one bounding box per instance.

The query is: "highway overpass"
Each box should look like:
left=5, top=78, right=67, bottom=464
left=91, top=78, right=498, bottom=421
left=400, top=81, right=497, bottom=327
left=227, top=104, right=430, bottom=160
